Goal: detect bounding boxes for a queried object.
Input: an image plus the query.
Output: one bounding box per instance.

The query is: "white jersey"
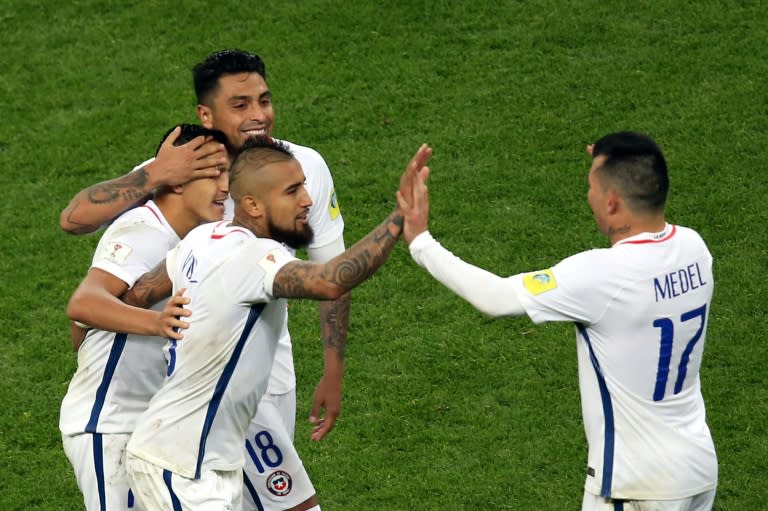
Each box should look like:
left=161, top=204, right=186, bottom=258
left=59, top=201, right=177, bottom=435
left=126, top=221, right=298, bottom=479
left=132, top=139, right=344, bottom=395
left=513, top=224, right=717, bottom=499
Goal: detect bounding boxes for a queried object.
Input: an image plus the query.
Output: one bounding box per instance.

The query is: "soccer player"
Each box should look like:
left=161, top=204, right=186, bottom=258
left=60, top=124, right=231, bottom=511
left=119, top=138, right=431, bottom=511
left=398, top=132, right=717, bottom=511
left=59, top=49, right=349, bottom=511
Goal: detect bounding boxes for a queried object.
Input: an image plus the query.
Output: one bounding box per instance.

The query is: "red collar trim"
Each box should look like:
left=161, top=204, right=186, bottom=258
left=616, top=224, right=676, bottom=245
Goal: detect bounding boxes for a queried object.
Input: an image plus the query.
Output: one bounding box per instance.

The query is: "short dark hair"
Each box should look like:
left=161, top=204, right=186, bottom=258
left=193, top=49, right=267, bottom=105
left=155, top=123, right=229, bottom=155
left=591, top=131, right=669, bottom=213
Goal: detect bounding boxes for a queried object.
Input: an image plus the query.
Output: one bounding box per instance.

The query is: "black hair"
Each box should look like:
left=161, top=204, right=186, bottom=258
left=193, top=49, right=267, bottom=105
left=591, top=131, right=669, bottom=213
left=155, top=123, right=229, bottom=155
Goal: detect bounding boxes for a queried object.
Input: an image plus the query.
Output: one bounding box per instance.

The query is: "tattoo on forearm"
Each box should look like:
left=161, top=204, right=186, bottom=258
left=320, top=295, right=350, bottom=358
left=122, top=264, right=171, bottom=308
left=86, top=169, right=150, bottom=205
left=273, top=211, right=404, bottom=299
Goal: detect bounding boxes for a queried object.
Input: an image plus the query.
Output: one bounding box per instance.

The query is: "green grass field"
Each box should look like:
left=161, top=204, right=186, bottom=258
left=1, top=1, right=766, bottom=509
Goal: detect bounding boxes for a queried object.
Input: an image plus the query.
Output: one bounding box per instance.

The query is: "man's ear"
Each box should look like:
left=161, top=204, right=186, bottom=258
left=606, top=189, right=620, bottom=215
left=240, top=195, right=263, bottom=219
left=197, top=104, right=213, bottom=128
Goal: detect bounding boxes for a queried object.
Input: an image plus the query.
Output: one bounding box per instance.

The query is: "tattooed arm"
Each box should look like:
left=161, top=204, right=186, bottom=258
left=272, top=210, right=405, bottom=300
left=59, top=128, right=228, bottom=234
left=67, top=266, right=187, bottom=350
left=272, top=143, right=432, bottom=300
left=308, top=293, right=350, bottom=440
left=121, top=259, right=174, bottom=309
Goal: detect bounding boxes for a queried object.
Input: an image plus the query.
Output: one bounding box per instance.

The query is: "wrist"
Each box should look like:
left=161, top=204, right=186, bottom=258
left=141, top=160, right=167, bottom=190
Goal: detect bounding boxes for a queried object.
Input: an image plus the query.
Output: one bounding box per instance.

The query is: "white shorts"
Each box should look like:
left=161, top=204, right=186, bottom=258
left=62, top=432, right=139, bottom=511
left=126, top=452, right=242, bottom=511
left=242, top=390, right=317, bottom=511
left=582, top=489, right=716, bottom=511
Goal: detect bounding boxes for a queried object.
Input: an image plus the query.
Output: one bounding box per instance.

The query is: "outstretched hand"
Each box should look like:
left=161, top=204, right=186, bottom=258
left=397, top=144, right=432, bottom=208
left=397, top=145, right=431, bottom=245
left=149, top=126, right=229, bottom=187
left=156, top=288, right=192, bottom=339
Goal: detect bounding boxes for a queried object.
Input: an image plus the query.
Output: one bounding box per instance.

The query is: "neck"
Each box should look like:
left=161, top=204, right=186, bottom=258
left=155, top=197, right=198, bottom=239
left=231, top=213, right=266, bottom=238
left=607, top=215, right=666, bottom=245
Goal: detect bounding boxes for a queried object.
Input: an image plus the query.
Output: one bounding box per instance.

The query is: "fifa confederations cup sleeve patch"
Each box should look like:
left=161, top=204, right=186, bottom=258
left=522, top=269, right=558, bottom=296
left=102, top=241, right=134, bottom=265
left=257, top=248, right=294, bottom=273
left=328, top=188, right=341, bottom=220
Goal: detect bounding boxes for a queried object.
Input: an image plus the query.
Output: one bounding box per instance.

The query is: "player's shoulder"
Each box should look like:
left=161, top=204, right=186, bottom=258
left=673, top=224, right=708, bottom=245
left=104, top=202, right=168, bottom=236
left=276, top=139, right=328, bottom=169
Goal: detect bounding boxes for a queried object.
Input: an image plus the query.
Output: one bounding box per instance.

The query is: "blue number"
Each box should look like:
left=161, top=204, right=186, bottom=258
left=245, top=430, right=283, bottom=473
left=652, top=304, right=707, bottom=401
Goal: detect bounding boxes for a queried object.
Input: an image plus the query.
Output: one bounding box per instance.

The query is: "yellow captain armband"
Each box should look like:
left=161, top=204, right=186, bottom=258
left=522, top=269, right=557, bottom=296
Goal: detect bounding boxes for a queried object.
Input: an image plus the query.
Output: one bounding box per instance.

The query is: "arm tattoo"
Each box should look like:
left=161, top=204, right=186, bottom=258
left=122, top=262, right=172, bottom=308
left=61, top=169, right=152, bottom=234
left=273, top=211, right=404, bottom=299
left=86, top=168, right=150, bottom=205
left=319, top=294, right=350, bottom=359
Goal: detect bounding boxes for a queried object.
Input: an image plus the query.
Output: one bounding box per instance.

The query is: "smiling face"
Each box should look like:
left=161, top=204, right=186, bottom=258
left=179, top=161, right=231, bottom=225
left=197, top=72, right=275, bottom=151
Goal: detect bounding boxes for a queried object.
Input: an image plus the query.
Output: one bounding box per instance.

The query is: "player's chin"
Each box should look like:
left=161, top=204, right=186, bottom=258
left=206, top=202, right=226, bottom=221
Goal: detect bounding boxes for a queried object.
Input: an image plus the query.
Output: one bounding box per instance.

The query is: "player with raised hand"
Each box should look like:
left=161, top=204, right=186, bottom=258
left=400, top=132, right=718, bottom=511
left=59, top=48, right=349, bottom=511
left=120, top=139, right=431, bottom=511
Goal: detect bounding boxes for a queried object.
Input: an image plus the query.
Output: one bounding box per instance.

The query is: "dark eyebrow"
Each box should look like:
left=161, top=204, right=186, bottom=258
left=228, top=90, right=271, bottom=103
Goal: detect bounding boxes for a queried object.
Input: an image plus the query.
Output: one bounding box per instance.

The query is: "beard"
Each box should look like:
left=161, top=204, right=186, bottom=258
left=268, top=220, right=315, bottom=250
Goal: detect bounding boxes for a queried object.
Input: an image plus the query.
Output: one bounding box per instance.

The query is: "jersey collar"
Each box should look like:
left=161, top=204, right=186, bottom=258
left=613, top=223, right=676, bottom=246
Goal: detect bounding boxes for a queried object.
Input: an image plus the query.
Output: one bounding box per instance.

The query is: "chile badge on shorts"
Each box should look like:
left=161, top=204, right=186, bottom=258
left=266, top=470, right=292, bottom=496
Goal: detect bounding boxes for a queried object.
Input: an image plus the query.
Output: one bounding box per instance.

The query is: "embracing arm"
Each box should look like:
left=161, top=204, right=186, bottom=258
left=67, top=267, right=186, bottom=350
left=60, top=128, right=228, bottom=234
left=59, top=167, right=155, bottom=234
left=121, top=259, right=174, bottom=309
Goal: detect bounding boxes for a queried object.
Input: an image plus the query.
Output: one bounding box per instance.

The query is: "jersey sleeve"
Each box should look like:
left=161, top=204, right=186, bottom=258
left=230, top=240, right=297, bottom=302
left=91, top=219, right=171, bottom=288
left=513, top=249, right=612, bottom=325
left=291, top=144, right=345, bottom=249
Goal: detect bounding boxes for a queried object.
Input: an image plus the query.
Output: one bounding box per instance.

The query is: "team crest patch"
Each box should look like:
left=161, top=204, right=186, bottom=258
left=328, top=188, right=341, bottom=220
left=266, top=470, right=292, bottom=496
left=103, top=241, right=133, bottom=265
left=522, top=269, right=557, bottom=295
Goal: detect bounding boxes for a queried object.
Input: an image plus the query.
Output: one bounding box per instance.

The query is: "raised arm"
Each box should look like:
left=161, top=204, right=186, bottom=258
left=60, top=128, right=228, bottom=234
left=272, top=144, right=432, bottom=301
left=398, top=158, right=526, bottom=318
